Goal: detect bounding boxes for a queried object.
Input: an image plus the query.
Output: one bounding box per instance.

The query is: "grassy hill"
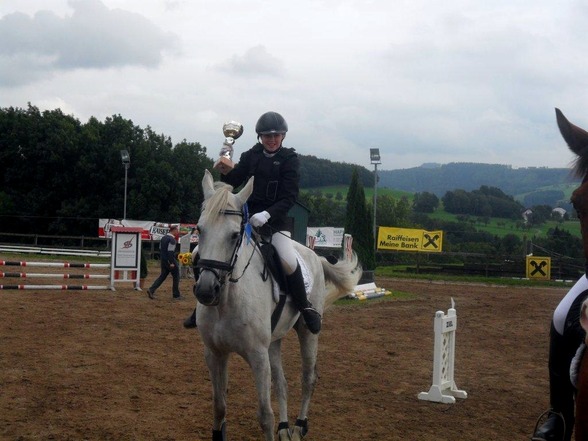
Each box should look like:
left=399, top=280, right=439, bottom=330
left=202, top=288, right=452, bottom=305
left=377, top=162, right=580, bottom=197
left=305, top=185, right=414, bottom=202
left=426, top=209, right=580, bottom=239
left=303, top=185, right=580, bottom=240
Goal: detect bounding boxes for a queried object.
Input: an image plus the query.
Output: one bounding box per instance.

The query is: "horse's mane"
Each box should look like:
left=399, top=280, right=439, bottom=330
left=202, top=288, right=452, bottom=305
left=200, top=181, right=236, bottom=224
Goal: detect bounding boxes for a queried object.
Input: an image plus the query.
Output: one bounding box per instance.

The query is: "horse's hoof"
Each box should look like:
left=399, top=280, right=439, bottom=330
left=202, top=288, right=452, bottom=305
left=291, top=427, right=304, bottom=441
left=212, top=422, right=227, bottom=441
left=291, top=418, right=308, bottom=440
left=278, top=427, right=292, bottom=440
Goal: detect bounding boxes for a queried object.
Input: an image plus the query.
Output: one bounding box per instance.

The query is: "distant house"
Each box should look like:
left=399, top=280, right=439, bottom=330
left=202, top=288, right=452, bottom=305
left=552, top=207, right=567, bottom=219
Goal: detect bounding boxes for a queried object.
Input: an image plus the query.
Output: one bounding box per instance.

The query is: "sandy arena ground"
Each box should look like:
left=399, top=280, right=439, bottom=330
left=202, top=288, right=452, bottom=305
left=0, top=260, right=572, bottom=440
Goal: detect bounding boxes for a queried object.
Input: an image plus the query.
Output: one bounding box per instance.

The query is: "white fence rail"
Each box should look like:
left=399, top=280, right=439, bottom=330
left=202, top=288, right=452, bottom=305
left=0, top=245, right=111, bottom=258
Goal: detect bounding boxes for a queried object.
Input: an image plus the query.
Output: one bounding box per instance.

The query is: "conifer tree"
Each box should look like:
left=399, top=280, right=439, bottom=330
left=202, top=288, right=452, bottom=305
left=345, top=167, right=375, bottom=270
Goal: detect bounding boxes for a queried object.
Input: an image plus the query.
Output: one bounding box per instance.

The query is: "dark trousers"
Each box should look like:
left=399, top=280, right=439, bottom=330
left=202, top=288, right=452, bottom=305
left=149, top=262, right=180, bottom=298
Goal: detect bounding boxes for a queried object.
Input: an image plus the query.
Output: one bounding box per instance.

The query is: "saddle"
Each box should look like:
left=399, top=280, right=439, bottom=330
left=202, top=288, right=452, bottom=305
left=259, top=241, right=287, bottom=291
left=259, top=242, right=289, bottom=332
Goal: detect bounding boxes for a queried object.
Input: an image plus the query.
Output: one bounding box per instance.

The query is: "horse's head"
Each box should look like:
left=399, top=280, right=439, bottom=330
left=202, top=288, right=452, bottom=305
left=556, top=108, right=588, bottom=179
left=194, top=170, right=254, bottom=306
left=557, top=108, right=588, bottom=265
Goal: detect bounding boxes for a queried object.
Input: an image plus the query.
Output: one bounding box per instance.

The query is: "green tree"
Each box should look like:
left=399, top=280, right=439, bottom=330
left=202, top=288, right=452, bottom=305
left=412, top=192, right=439, bottom=213
left=527, top=205, right=552, bottom=226
left=171, top=140, right=212, bottom=222
left=377, top=194, right=412, bottom=228
left=0, top=105, right=212, bottom=235
left=345, top=168, right=374, bottom=270
left=298, top=192, right=345, bottom=227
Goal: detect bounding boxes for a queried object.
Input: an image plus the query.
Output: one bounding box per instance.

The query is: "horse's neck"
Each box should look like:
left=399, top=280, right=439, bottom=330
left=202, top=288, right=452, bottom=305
left=223, top=242, right=271, bottom=307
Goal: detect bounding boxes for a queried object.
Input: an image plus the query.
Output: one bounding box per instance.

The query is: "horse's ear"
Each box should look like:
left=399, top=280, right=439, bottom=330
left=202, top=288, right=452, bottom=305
left=235, top=176, right=254, bottom=207
left=202, top=169, right=215, bottom=200
left=556, top=108, right=588, bottom=155
left=556, top=108, right=588, bottom=177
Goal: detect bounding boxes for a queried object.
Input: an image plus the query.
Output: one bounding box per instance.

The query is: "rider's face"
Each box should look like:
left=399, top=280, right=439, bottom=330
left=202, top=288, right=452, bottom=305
left=261, top=133, right=284, bottom=152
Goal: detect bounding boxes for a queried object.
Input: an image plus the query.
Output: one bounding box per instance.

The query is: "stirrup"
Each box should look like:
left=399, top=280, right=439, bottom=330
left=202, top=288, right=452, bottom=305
left=303, top=306, right=321, bottom=316
left=531, top=409, right=567, bottom=441
left=301, top=307, right=322, bottom=334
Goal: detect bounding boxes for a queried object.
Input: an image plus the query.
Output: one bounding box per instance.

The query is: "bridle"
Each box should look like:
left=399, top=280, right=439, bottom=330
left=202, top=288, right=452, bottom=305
left=195, top=205, right=258, bottom=288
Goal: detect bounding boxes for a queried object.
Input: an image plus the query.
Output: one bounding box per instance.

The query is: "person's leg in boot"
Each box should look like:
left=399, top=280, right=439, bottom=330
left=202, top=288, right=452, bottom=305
left=286, top=264, right=322, bottom=334
left=184, top=251, right=200, bottom=329
left=184, top=308, right=196, bottom=328
left=272, top=231, right=322, bottom=334
left=532, top=321, right=577, bottom=441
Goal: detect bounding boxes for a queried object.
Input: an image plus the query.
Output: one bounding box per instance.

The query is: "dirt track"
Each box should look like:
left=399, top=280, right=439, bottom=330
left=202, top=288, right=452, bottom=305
left=0, top=267, right=570, bottom=440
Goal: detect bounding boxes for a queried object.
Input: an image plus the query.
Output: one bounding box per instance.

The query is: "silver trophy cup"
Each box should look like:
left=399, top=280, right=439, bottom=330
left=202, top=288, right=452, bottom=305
left=214, top=121, right=243, bottom=174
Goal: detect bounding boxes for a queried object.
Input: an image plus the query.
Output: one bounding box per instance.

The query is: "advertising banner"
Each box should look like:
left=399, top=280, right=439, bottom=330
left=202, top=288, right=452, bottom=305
left=99, top=219, right=197, bottom=243
left=112, top=231, right=140, bottom=269
left=525, top=255, right=551, bottom=280
left=377, top=227, right=443, bottom=252
left=306, top=227, right=345, bottom=248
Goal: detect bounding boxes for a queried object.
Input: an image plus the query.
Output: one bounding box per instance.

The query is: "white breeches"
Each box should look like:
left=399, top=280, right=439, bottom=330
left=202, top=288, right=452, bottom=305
left=272, top=231, right=297, bottom=275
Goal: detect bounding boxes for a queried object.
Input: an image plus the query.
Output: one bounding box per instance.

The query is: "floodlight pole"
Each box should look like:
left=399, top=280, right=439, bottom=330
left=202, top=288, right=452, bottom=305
left=373, top=162, right=378, bottom=247
left=370, top=148, right=381, bottom=253
left=120, top=150, right=130, bottom=221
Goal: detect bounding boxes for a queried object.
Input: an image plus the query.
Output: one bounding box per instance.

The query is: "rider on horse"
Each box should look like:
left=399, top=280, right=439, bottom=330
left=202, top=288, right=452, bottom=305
left=184, top=111, right=322, bottom=334
left=531, top=109, right=588, bottom=441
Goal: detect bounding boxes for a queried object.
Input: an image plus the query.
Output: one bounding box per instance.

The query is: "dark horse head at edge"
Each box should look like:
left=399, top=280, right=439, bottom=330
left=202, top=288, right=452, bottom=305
left=556, top=109, right=588, bottom=264
left=556, top=108, right=588, bottom=441
left=556, top=108, right=588, bottom=181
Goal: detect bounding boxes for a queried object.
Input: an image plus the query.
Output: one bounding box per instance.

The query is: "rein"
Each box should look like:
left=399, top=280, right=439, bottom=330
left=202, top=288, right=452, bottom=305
left=196, top=206, right=260, bottom=286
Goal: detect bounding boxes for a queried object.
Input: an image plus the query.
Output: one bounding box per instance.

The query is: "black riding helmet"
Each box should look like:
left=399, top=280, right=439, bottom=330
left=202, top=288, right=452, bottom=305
left=255, top=111, right=288, bottom=135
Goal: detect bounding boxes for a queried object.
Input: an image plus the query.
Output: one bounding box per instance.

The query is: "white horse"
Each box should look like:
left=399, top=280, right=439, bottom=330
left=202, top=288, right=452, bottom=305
left=193, top=170, right=361, bottom=441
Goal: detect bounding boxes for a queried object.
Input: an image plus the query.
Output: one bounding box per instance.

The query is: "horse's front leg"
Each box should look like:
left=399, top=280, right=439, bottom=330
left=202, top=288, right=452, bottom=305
left=204, top=347, right=229, bottom=440
left=270, top=339, right=291, bottom=440
left=292, top=330, right=319, bottom=441
left=246, top=349, right=275, bottom=441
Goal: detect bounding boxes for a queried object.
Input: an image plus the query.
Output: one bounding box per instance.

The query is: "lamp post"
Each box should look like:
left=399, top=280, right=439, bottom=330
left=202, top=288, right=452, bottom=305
left=120, top=149, right=130, bottom=221
left=370, top=148, right=381, bottom=252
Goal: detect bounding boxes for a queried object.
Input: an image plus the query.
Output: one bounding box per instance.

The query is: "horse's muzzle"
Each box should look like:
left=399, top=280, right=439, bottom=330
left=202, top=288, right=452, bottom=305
left=194, top=277, right=221, bottom=306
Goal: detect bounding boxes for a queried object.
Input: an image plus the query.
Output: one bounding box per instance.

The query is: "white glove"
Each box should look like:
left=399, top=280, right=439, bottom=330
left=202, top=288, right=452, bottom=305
left=250, top=211, right=271, bottom=228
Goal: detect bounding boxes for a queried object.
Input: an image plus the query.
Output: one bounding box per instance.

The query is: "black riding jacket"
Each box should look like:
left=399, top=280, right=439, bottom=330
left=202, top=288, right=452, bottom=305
left=221, top=143, right=300, bottom=231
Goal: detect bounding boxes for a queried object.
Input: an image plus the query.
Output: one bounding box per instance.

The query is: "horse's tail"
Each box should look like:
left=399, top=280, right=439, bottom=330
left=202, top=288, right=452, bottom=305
left=321, top=253, right=362, bottom=308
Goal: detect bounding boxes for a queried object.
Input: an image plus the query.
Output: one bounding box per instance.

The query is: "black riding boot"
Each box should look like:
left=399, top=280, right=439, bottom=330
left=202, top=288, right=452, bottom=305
left=286, top=264, right=322, bottom=334
left=184, top=308, right=197, bottom=329
left=532, top=321, right=576, bottom=441
left=183, top=255, right=199, bottom=329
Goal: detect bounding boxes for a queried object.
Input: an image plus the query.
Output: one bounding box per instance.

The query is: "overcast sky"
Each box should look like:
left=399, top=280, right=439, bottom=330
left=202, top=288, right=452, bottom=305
left=2, top=0, right=588, bottom=171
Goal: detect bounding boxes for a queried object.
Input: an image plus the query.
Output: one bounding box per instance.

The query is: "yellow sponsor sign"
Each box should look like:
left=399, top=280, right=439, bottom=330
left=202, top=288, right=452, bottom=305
left=526, top=256, right=551, bottom=280
left=377, top=227, right=443, bottom=252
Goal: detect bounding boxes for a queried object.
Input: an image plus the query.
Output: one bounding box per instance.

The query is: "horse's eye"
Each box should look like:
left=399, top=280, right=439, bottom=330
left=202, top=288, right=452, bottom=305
left=231, top=232, right=240, bottom=241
